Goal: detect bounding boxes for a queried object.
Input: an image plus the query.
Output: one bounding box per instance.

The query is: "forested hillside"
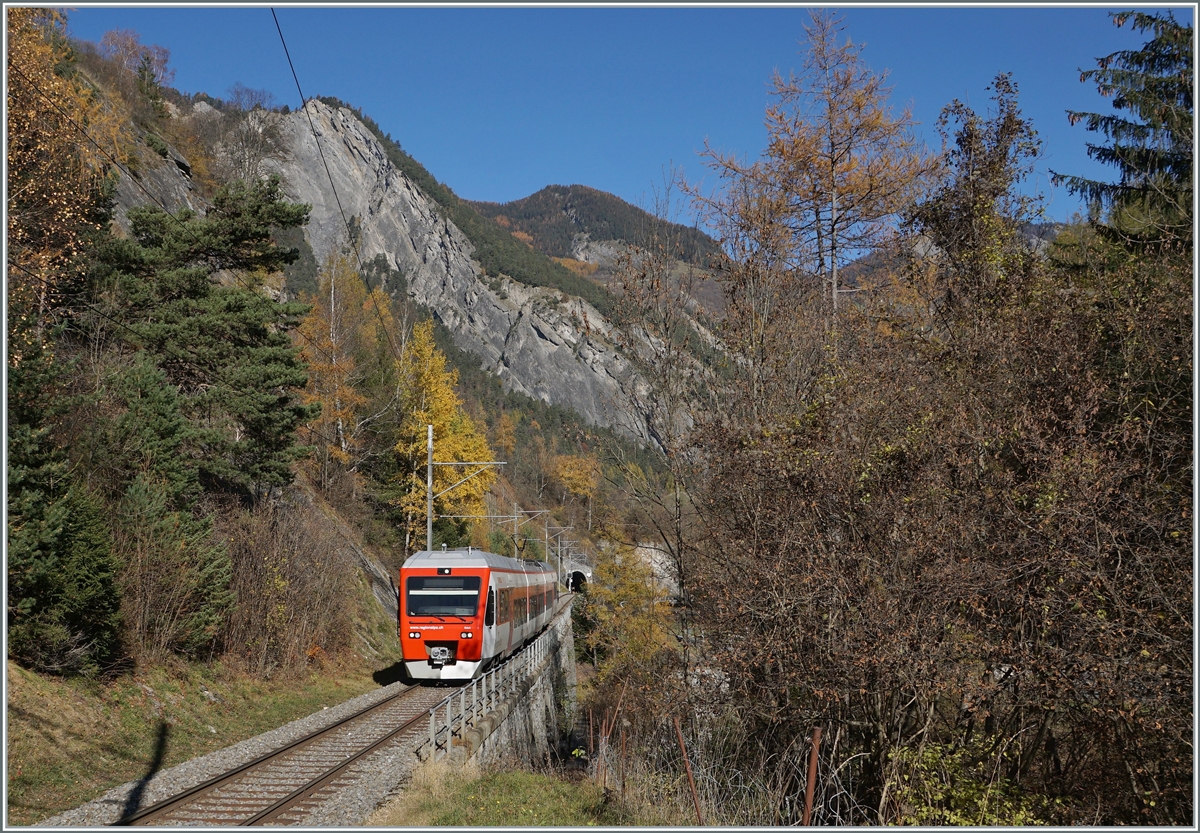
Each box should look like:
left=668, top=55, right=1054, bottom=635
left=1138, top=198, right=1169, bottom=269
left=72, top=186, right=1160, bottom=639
left=9, top=9, right=365, bottom=678
left=471, top=184, right=721, bottom=265
left=6, top=8, right=645, bottom=687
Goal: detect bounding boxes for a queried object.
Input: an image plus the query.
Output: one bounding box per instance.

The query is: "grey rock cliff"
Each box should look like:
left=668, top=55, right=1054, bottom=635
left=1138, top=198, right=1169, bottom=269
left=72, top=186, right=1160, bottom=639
left=111, top=140, right=201, bottom=232
left=269, top=100, right=649, bottom=441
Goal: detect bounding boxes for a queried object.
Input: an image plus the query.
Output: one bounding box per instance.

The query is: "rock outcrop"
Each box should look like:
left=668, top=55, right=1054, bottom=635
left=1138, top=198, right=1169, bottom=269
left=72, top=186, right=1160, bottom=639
left=269, top=100, right=649, bottom=441
left=111, top=138, right=202, bottom=232
left=569, top=233, right=622, bottom=267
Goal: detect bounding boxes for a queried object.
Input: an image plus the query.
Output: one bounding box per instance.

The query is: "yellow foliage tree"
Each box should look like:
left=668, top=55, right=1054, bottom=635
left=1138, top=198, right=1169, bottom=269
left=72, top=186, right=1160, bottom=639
left=555, top=454, right=600, bottom=496
left=297, top=251, right=397, bottom=490
left=7, top=7, right=127, bottom=354
left=580, top=544, right=675, bottom=703
left=392, top=320, right=496, bottom=554
left=554, top=453, right=602, bottom=530
left=695, top=9, right=930, bottom=318
left=492, top=410, right=518, bottom=458
left=297, top=250, right=372, bottom=492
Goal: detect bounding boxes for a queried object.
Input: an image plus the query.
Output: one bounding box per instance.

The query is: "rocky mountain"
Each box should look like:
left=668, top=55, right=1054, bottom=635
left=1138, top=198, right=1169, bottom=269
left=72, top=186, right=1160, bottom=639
left=470, top=184, right=720, bottom=267
left=103, top=98, right=708, bottom=446
left=265, top=100, right=652, bottom=442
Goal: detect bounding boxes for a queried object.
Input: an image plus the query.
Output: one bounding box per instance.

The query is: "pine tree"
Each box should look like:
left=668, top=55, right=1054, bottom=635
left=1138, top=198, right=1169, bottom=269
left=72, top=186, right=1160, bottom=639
left=114, top=474, right=232, bottom=661
left=102, top=353, right=200, bottom=508
left=1051, top=11, right=1193, bottom=248
left=93, top=175, right=318, bottom=498
left=8, top=484, right=123, bottom=676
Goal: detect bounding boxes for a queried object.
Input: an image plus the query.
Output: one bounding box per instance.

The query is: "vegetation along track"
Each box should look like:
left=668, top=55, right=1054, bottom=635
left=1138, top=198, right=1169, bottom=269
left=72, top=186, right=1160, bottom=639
left=115, top=684, right=449, bottom=826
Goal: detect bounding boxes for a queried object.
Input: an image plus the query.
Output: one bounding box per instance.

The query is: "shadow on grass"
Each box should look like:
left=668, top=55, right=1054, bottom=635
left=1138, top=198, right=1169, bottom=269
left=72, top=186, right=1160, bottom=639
left=115, top=721, right=169, bottom=824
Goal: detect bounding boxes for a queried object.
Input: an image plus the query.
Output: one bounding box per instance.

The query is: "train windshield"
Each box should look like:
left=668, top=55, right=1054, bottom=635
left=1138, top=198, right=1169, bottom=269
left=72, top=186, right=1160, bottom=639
left=406, top=575, right=482, bottom=617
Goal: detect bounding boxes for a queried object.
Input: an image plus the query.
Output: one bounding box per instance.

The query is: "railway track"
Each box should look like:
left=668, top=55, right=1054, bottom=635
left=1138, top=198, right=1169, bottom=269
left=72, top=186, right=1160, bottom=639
left=115, top=683, right=448, bottom=826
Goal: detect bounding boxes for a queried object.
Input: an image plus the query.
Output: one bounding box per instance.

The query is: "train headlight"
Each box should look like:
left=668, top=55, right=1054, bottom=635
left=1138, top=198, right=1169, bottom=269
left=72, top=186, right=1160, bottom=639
left=461, top=631, right=473, bottom=639
left=408, top=632, right=420, bottom=639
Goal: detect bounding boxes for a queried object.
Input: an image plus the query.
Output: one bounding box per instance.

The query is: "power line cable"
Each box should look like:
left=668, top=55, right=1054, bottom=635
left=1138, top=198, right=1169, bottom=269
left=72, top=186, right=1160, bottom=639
left=270, top=6, right=407, bottom=364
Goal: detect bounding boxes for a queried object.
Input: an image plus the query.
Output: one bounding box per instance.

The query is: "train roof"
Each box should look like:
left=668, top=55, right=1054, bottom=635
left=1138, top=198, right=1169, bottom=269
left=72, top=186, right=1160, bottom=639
left=401, top=547, right=553, bottom=575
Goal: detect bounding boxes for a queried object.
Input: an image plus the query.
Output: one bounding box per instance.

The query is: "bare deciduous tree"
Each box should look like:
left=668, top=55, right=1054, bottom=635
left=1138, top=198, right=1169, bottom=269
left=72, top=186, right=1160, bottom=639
left=217, top=83, right=288, bottom=182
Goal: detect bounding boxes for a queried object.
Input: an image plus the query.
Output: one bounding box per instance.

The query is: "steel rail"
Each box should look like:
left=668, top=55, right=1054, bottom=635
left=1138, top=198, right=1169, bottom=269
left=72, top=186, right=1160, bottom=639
left=114, top=686, right=414, bottom=826
left=241, top=704, right=433, bottom=825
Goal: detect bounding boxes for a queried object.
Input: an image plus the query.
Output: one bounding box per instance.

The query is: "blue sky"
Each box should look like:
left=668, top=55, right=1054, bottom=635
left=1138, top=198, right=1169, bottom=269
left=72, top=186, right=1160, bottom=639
left=60, top=3, right=1193, bottom=224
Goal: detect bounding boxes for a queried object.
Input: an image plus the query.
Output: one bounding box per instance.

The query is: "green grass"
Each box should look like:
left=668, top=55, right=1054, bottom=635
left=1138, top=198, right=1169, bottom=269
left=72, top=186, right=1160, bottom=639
left=435, top=770, right=636, bottom=826
left=5, top=657, right=391, bottom=825
left=367, top=761, right=677, bottom=827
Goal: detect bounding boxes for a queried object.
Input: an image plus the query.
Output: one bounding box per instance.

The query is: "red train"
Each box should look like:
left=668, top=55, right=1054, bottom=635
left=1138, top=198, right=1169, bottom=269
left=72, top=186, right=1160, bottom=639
left=399, top=547, right=558, bottom=681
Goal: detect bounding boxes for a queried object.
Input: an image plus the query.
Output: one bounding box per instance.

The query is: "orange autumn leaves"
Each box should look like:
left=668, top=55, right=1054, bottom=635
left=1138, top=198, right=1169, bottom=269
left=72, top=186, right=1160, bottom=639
left=296, top=253, right=494, bottom=550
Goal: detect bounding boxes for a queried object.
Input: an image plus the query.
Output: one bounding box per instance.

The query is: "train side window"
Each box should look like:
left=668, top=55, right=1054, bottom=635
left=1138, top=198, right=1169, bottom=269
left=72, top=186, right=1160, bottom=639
left=485, top=587, right=495, bottom=626
left=498, top=588, right=510, bottom=624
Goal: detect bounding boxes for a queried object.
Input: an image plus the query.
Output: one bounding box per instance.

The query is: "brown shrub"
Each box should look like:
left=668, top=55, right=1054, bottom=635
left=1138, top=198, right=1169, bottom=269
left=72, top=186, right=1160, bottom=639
left=219, top=500, right=358, bottom=677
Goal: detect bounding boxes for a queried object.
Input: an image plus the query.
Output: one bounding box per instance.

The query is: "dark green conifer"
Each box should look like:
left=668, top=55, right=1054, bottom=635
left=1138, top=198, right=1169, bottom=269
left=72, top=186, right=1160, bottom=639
left=69, top=354, right=200, bottom=510
left=116, top=473, right=232, bottom=658
left=7, top=316, right=122, bottom=676
left=1052, top=11, right=1193, bottom=247
left=8, top=483, right=123, bottom=676
left=97, top=175, right=318, bottom=499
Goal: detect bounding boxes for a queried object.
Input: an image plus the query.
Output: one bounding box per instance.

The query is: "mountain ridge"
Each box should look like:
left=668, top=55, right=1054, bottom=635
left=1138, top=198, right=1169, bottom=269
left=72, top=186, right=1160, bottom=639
left=98, top=86, right=705, bottom=448
left=470, top=183, right=720, bottom=267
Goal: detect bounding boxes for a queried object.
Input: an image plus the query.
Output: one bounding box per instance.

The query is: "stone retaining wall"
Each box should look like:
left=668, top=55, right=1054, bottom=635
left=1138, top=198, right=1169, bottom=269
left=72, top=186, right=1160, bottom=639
left=445, top=600, right=576, bottom=769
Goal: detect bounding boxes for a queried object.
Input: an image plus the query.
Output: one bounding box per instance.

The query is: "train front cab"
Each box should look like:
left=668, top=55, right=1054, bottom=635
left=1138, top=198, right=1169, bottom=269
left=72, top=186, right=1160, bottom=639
left=401, top=563, right=489, bottom=681
left=400, top=552, right=559, bottom=683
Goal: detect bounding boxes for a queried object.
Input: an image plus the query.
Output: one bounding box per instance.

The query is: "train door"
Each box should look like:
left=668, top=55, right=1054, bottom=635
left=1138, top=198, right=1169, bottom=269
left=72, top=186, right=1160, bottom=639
left=498, top=584, right=514, bottom=659
left=481, top=582, right=497, bottom=667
